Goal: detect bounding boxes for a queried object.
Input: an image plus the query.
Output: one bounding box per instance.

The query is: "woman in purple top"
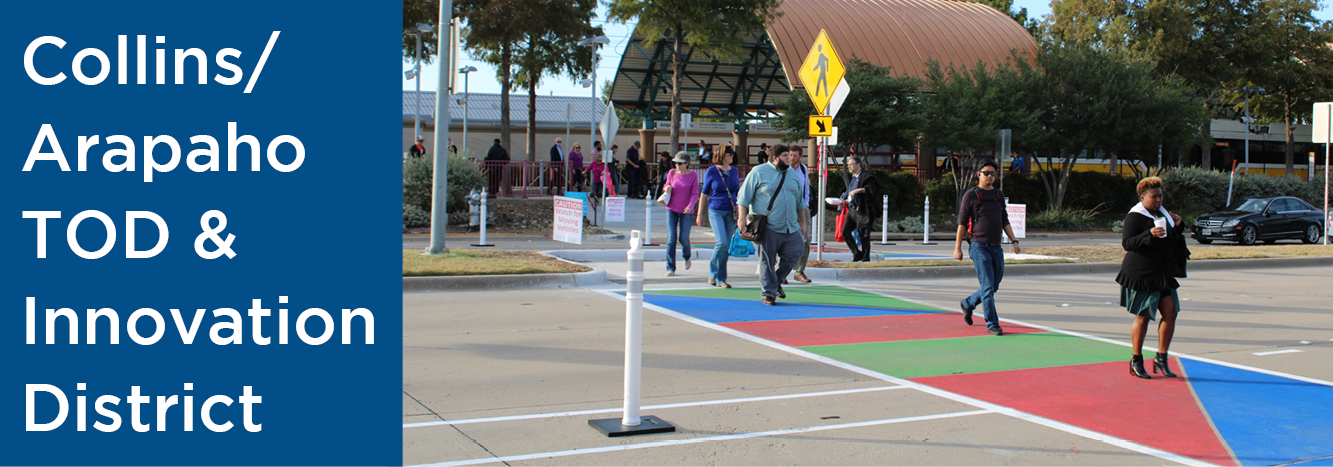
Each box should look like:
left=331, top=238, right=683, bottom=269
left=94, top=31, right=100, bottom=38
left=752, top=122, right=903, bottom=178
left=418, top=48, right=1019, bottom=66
left=568, top=143, right=585, bottom=191
left=696, top=145, right=740, bottom=287
left=663, top=151, right=700, bottom=276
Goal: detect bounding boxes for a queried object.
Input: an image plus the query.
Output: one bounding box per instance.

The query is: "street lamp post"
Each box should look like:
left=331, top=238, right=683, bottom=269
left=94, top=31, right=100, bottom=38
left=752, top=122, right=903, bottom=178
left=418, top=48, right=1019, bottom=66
left=1239, top=86, right=1265, bottom=175
left=458, top=66, right=477, bottom=158
left=406, top=23, right=433, bottom=142
left=580, top=35, right=610, bottom=196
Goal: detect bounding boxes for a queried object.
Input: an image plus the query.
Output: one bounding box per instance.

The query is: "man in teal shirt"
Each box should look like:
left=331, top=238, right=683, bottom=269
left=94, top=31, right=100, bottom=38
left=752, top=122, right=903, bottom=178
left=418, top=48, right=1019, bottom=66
left=738, top=145, right=808, bottom=305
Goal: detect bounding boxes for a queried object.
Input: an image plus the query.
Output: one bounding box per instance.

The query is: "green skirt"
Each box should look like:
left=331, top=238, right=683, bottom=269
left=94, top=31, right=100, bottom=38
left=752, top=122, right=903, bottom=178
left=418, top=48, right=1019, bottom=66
left=1120, top=285, right=1180, bottom=322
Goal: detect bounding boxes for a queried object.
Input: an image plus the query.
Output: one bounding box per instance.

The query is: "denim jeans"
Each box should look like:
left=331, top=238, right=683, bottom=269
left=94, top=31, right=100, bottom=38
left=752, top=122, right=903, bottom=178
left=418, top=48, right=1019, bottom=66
left=963, top=242, right=1005, bottom=328
left=666, top=209, right=692, bottom=272
left=708, top=209, right=737, bottom=282
left=759, top=229, right=804, bottom=298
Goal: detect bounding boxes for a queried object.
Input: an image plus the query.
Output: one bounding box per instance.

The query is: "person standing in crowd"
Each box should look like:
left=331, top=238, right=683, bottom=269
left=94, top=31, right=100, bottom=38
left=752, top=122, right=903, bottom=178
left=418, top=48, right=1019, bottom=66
left=698, top=140, right=712, bottom=165
left=840, top=156, right=880, bottom=262
left=1117, top=176, right=1188, bottom=379
left=587, top=154, right=607, bottom=201
left=939, top=151, right=956, bottom=174
left=1009, top=152, right=1026, bottom=174
left=756, top=143, right=768, bottom=166
left=787, top=145, right=814, bottom=283
left=626, top=141, right=643, bottom=198
left=738, top=144, right=807, bottom=306
left=448, top=137, right=458, bottom=156
left=662, top=151, right=700, bottom=276
left=548, top=137, right=564, bottom=194
left=657, top=151, right=674, bottom=198
left=697, top=144, right=740, bottom=288
left=953, top=160, right=1021, bottom=336
left=409, top=136, right=427, bottom=158
left=483, top=138, right=509, bottom=196
left=568, top=143, right=585, bottom=191
left=607, top=144, right=620, bottom=193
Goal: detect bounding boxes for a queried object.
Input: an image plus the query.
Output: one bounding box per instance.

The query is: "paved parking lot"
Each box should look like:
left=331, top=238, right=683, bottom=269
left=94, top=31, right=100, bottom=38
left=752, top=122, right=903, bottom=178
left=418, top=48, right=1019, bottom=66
left=404, top=265, right=1333, bottom=466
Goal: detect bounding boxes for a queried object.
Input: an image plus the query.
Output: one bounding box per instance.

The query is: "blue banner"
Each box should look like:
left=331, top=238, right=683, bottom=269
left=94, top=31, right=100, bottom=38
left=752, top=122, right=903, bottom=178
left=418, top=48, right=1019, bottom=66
left=2, top=1, right=401, bottom=465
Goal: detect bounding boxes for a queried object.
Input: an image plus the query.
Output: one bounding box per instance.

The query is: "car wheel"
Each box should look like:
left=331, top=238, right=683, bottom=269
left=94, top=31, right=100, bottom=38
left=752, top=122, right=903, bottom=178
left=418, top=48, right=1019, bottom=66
left=1240, top=225, right=1258, bottom=245
left=1303, top=224, right=1322, bottom=244
left=1196, top=238, right=1213, bottom=244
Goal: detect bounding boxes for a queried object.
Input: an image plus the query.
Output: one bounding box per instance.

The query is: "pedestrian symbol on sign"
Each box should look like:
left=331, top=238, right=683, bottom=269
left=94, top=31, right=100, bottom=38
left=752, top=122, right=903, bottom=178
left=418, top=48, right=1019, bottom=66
left=814, top=45, right=829, bottom=97
left=798, top=30, right=846, bottom=115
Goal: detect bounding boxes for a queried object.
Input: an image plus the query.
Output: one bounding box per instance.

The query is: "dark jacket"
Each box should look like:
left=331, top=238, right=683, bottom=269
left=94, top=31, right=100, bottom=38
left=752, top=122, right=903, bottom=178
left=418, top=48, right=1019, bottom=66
left=843, top=170, right=880, bottom=222
left=549, top=145, right=563, bottom=162
left=1117, top=210, right=1190, bottom=292
left=485, top=143, right=510, bottom=161
left=408, top=144, right=426, bottom=158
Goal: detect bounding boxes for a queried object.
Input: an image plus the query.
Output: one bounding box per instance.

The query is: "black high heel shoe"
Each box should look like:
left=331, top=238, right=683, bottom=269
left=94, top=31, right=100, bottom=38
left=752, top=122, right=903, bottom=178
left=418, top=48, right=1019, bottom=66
left=1130, top=354, right=1151, bottom=379
left=1153, top=352, right=1177, bottom=378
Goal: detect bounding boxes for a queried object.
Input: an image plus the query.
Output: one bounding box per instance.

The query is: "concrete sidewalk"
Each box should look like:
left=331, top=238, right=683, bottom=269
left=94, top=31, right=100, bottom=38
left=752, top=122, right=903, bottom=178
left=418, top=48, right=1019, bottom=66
left=403, top=265, right=1333, bottom=466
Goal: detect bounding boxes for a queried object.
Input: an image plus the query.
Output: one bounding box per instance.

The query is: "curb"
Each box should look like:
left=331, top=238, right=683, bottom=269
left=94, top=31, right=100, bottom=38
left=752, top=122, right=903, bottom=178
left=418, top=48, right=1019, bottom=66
left=402, top=253, right=606, bottom=292
left=805, top=256, right=1333, bottom=282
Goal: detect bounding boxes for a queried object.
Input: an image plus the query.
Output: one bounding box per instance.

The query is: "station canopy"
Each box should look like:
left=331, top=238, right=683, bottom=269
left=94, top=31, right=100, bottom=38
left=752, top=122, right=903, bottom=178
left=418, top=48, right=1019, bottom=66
left=607, top=0, right=1039, bottom=123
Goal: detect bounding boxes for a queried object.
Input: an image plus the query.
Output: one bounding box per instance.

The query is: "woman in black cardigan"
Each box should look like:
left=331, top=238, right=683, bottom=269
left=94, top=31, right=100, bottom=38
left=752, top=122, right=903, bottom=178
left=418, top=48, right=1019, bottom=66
left=1117, top=176, right=1189, bottom=379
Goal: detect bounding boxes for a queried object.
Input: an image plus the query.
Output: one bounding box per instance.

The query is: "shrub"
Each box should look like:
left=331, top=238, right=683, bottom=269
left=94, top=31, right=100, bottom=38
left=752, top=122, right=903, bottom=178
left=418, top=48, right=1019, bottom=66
left=924, top=176, right=957, bottom=216
left=1028, top=205, right=1104, bottom=231
left=402, top=155, right=484, bottom=227
left=885, top=215, right=925, bottom=233
left=403, top=203, right=430, bottom=231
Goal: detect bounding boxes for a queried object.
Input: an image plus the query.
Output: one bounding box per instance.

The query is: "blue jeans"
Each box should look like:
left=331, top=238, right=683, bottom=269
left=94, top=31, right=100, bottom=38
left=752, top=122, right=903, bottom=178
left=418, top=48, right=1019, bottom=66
left=963, top=242, right=1005, bottom=328
left=666, top=209, right=691, bottom=272
left=708, top=209, right=737, bottom=282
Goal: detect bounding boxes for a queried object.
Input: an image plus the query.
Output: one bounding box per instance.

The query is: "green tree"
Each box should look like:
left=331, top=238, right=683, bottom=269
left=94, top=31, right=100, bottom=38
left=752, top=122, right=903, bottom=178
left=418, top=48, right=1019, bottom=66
left=974, top=0, right=1041, bottom=36
left=511, top=0, right=602, bottom=161
left=403, top=0, right=445, bottom=62
left=458, top=0, right=532, bottom=158
left=1241, top=0, right=1333, bottom=175
left=608, top=0, right=783, bottom=154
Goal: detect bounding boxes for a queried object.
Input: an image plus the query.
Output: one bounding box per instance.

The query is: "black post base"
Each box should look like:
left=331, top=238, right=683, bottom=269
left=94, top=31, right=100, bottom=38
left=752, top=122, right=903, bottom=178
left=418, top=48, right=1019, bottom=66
left=469, top=243, right=495, bottom=247
left=588, top=415, right=676, bottom=437
left=917, top=242, right=938, bottom=245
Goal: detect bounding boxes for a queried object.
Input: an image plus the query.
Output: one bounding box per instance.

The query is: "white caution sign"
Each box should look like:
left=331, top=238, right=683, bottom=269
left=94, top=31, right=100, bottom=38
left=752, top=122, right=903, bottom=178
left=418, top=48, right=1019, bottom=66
left=554, top=196, right=584, bottom=244
left=1006, top=204, right=1027, bottom=239
left=606, top=196, right=626, bottom=222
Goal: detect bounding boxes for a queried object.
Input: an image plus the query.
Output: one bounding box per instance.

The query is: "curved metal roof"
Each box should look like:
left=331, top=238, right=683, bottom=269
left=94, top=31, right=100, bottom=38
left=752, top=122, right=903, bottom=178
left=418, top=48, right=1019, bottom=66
left=608, top=0, right=1037, bottom=121
left=769, top=0, right=1038, bottom=81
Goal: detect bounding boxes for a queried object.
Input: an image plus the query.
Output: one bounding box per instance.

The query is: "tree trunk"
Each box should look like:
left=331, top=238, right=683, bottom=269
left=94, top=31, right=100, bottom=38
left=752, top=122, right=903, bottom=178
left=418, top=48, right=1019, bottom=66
left=669, top=28, right=684, bottom=155
left=499, top=42, right=514, bottom=159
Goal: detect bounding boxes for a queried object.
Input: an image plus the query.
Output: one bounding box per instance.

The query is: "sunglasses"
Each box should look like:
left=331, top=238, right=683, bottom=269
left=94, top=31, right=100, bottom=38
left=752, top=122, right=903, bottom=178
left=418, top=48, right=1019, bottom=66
left=979, top=171, right=996, bottom=176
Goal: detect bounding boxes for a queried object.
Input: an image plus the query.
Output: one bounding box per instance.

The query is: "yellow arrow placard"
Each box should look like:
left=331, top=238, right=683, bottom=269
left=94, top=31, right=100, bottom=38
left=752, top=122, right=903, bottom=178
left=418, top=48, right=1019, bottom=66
left=797, top=30, right=845, bottom=115
left=809, top=115, right=832, bottom=137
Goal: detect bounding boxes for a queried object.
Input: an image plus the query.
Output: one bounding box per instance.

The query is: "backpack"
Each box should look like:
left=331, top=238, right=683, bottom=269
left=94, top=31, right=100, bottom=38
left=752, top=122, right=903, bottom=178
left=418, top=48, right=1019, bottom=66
left=964, top=187, right=1004, bottom=239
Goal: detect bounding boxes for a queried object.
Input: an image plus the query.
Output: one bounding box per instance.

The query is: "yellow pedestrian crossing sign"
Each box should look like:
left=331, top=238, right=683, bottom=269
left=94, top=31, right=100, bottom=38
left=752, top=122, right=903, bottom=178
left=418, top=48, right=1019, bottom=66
left=809, top=115, right=832, bottom=137
left=797, top=30, right=845, bottom=115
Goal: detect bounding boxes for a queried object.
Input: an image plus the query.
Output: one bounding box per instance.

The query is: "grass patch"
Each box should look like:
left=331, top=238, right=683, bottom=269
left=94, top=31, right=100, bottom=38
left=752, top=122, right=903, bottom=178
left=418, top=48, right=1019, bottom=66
left=403, top=249, right=591, bottom=276
left=1024, top=243, right=1333, bottom=263
left=808, top=258, right=1074, bottom=269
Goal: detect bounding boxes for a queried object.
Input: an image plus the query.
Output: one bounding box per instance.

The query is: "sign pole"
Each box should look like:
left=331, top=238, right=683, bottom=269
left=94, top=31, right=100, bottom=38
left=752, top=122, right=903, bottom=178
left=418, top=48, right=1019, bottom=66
left=816, top=137, right=828, bottom=261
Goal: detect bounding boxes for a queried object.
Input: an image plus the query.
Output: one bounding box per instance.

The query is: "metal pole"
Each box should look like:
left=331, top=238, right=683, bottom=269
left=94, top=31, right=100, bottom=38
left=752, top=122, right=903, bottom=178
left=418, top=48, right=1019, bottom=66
left=591, top=57, right=598, bottom=198
left=810, top=138, right=821, bottom=262
left=1227, top=159, right=1237, bottom=207
left=1244, top=91, right=1251, bottom=175
left=622, top=230, right=644, bottom=426
left=414, top=33, right=422, bottom=140
left=1325, top=140, right=1329, bottom=245
left=427, top=1, right=454, bottom=254
left=462, top=71, right=469, bottom=159
left=565, top=103, right=571, bottom=195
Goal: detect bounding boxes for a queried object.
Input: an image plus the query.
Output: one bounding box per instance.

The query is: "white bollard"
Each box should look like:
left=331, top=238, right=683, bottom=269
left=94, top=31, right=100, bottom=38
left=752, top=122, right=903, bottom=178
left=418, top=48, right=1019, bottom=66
left=471, top=188, right=494, bottom=247
left=588, top=231, right=675, bottom=437
left=919, top=196, right=936, bottom=245
left=880, top=194, right=893, bottom=245
left=644, top=201, right=653, bottom=246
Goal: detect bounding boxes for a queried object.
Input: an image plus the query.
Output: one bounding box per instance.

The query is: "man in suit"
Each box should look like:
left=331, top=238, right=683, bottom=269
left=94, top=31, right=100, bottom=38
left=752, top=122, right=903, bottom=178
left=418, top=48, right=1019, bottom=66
left=484, top=138, right=509, bottom=196
left=625, top=141, right=642, bottom=198
left=548, top=138, right=564, bottom=194
left=840, top=156, right=880, bottom=262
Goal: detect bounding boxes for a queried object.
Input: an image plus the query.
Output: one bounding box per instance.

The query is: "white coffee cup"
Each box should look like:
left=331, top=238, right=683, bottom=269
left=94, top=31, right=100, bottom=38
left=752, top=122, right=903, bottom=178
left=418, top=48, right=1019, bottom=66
left=1154, top=217, right=1167, bottom=237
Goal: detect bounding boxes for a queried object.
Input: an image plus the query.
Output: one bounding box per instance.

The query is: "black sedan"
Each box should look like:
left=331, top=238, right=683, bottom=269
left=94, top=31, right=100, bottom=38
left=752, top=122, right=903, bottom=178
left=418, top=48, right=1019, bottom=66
left=1191, top=197, right=1327, bottom=245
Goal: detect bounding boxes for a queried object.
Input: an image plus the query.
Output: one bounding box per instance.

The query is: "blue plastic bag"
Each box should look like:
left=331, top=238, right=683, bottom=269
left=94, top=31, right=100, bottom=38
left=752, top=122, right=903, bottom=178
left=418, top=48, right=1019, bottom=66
left=729, top=228, right=755, bottom=258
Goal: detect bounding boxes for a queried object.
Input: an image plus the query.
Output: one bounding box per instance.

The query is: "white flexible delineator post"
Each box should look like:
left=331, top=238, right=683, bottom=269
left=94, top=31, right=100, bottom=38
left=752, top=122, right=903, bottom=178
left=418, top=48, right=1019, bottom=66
left=479, top=188, right=488, bottom=244
left=923, top=196, right=931, bottom=244
left=881, top=195, right=889, bottom=244
left=623, top=230, right=645, bottom=426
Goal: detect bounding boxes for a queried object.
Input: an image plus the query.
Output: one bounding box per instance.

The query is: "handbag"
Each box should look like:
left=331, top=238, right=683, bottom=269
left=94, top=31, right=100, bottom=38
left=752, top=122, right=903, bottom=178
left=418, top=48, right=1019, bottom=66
left=834, top=206, right=848, bottom=243
left=738, top=167, right=787, bottom=242
left=655, top=171, right=673, bottom=207
left=729, top=228, right=754, bottom=257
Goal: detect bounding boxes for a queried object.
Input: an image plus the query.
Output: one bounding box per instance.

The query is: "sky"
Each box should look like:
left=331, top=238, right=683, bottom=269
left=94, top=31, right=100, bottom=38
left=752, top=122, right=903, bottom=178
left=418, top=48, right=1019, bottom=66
left=404, top=1, right=1333, bottom=100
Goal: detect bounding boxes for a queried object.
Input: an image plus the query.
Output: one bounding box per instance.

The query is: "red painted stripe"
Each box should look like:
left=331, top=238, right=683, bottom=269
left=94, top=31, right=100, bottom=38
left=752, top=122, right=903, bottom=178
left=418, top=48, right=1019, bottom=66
left=912, top=360, right=1235, bottom=466
left=722, top=313, right=1044, bottom=347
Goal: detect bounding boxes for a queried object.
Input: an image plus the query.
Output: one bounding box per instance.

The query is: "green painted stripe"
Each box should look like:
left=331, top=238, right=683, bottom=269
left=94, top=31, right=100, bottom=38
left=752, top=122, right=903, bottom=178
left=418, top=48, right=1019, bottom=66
left=648, top=285, right=943, bottom=311
left=801, top=332, right=1128, bottom=378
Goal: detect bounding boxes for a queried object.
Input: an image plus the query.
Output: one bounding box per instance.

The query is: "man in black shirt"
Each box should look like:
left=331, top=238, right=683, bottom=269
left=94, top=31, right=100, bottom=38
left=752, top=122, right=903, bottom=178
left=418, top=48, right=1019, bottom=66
left=626, top=141, right=642, bottom=198
left=756, top=143, right=768, bottom=167
left=484, top=138, right=509, bottom=196
left=953, top=160, right=1022, bottom=336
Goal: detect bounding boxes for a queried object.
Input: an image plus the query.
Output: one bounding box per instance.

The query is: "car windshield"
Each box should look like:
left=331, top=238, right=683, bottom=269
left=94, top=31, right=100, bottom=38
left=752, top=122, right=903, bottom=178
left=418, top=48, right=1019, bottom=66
left=1231, top=198, right=1270, bottom=213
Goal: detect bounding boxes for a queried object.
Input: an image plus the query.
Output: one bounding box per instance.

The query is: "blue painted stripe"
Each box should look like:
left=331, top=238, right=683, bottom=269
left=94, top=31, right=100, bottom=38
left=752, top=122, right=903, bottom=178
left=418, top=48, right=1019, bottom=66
left=641, top=293, right=940, bottom=323
left=1180, top=359, right=1333, bottom=466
